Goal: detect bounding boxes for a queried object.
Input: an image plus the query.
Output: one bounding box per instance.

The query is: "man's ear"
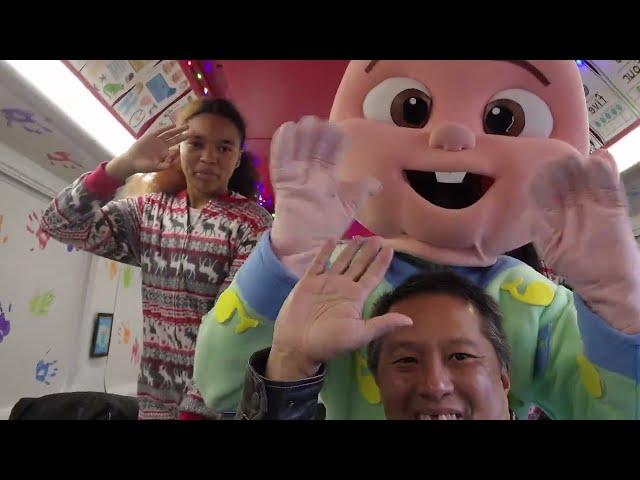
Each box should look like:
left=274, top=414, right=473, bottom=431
left=501, top=368, right=511, bottom=394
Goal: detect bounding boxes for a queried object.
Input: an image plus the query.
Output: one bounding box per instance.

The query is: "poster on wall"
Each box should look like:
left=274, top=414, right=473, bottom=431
left=578, top=60, right=640, bottom=150
left=590, top=61, right=640, bottom=116
left=146, top=91, right=198, bottom=133
left=65, top=60, right=193, bottom=137
left=68, top=60, right=158, bottom=106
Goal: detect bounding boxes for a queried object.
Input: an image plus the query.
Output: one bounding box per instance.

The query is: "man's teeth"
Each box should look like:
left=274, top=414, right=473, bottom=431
left=418, top=413, right=460, bottom=420
left=435, top=172, right=467, bottom=184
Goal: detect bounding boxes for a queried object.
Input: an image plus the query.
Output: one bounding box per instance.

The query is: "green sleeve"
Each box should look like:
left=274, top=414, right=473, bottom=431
left=488, top=265, right=639, bottom=419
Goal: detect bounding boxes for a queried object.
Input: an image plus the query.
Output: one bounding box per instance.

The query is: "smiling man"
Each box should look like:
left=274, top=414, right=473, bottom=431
left=370, top=274, right=512, bottom=420
left=235, top=238, right=513, bottom=420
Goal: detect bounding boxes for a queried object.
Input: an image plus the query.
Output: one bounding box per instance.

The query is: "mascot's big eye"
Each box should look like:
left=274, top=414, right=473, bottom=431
left=483, top=89, right=553, bottom=138
left=363, top=78, right=432, bottom=128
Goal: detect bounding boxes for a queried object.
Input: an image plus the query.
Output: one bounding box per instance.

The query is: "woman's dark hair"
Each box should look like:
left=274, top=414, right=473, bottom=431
left=367, top=271, right=511, bottom=376
left=179, top=97, right=259, bottom=200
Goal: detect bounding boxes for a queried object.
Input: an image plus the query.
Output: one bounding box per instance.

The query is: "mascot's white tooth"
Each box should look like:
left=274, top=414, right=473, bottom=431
left=435, top=172, right=467, bottom=183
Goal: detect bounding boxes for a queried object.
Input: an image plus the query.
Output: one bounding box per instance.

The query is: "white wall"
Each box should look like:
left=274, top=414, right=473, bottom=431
left=0, top=146, right=142, bottom=419
left=63, top=255, right=143, bottom=398
left=105, top=260, right=143, bottom=396
left=0, top=165, right=89, bottom=418
left=0, top=61, right=142, bottom=418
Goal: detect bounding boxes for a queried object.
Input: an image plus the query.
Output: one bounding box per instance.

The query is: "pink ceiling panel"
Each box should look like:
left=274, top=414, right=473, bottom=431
left=219, top=60, right=348, bottom=140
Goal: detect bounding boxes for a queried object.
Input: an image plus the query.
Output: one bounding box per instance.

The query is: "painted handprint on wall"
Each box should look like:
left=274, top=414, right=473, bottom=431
left=1, top=107, right=53, bottom=135
left=0, top=215, right=9, bottom=244
left=117, top=320, right=131, bottom=345
left=47, top=151, right=83, bottom=170
left=26, top=211, right=50, bottom=251
left=122, top=265, right=133, bottom=288
left=35, top=351, right=58, bottom=386
left=130, top=337, right=140, bottom=364
left=29, top=291, right=55, bottom=317
left=108, top=261, right=118, bottom=280
left=0, top=302, right=11, bottom=344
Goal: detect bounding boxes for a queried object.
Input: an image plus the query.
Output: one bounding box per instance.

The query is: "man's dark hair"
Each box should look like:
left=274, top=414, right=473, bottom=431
left=367, top=271, right=510, bottom=375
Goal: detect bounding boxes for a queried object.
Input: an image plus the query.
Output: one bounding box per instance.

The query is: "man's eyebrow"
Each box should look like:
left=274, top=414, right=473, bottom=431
left=383, top=340, right=416, bottom=351
left=443, top=337, right=481, bottom=349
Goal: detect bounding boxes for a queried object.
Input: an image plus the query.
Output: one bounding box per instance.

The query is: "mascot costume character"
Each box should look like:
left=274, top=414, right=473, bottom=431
left=194, top=60, right=640, bottom=419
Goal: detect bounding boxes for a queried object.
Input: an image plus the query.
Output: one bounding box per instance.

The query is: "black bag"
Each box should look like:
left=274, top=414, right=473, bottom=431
left=9, top=392, right=139, bottom=420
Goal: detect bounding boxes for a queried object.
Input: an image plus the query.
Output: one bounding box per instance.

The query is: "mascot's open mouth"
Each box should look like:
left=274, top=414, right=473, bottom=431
left=404, top=171, right=495, bottom=209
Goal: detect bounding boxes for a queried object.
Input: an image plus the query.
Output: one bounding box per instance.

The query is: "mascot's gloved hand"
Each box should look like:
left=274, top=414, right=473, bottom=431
left=269, top=116, right=382, bottom=278
left=530, top=150, right=640, bottom=334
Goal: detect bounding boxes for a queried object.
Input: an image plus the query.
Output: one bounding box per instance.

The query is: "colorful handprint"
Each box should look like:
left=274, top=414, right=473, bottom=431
left=130, top=337, right=140, bottom=364
left=26, top=211, right=50, bottom=251
left=0, top=215, right=8, bottom=244
left=117, top=320, right=131, bottom=345
left=109, top=261, right=118, bottom=280
left=122, top=266, right=133, bottom=288
left=29, top=291, right=55, bottom=317
left=0, top=302, right=11, bottom=344
left=35, top=351, right=58, bottom=386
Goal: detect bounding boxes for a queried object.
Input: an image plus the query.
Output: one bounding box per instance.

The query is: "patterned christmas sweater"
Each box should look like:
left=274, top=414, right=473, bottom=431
left=41, top=162, right=272, bottom=419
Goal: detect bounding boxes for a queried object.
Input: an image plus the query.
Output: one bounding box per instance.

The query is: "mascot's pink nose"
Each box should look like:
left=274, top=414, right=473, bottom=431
left=429, top=123, right=476, bottom=151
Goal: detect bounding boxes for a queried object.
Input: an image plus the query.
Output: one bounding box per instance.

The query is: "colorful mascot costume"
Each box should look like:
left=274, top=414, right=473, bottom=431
left=194, top=61, right=640, bottom=419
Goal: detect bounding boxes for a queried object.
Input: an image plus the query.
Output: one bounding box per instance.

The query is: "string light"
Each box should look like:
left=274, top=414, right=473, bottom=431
left=184, top=60, right=213, bottom=97
left=254, top=179, right=274, bottom=211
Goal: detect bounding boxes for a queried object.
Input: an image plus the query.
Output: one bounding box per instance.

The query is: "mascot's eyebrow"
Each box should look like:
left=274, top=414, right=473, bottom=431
left=365, top=60, right=381, bottom=73
left=364, top=60, right=550, bottom=86
left=501, top=61, right=550, bottom=86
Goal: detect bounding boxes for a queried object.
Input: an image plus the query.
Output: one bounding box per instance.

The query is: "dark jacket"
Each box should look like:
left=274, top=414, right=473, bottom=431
left=236, top=348, right=326, bottom=420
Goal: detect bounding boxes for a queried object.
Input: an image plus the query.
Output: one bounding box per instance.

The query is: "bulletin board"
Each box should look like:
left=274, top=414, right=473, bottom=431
left=578, top=60, right=640, bottom=152
left=63, top=60, right=199, bottom=137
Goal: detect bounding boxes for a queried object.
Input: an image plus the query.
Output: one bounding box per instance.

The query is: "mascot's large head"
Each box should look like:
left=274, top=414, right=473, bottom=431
left=330, top=61, right=590, bottom=266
